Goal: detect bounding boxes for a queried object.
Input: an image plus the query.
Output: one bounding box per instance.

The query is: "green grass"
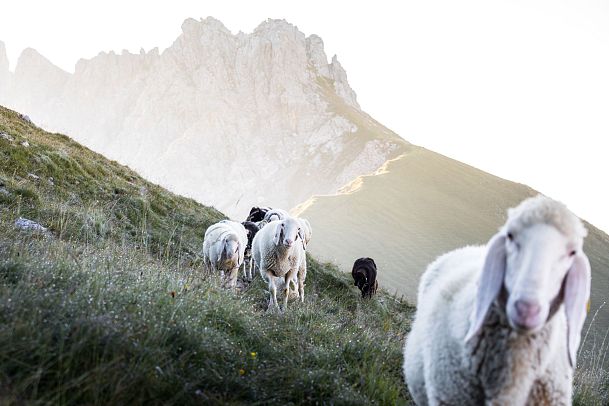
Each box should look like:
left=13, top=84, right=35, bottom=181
left=573, top=305, right=609, bottom=405
left=0, top=105, right=414, bottom=404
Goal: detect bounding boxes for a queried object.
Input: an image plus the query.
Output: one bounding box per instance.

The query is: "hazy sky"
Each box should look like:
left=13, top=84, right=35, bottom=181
left=1, top=0, right=609, bottom=232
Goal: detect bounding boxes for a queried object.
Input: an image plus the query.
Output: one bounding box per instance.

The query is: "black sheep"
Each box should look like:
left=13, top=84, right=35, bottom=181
left=246, top=206, right=271, bottom=223
left=352, top=257, right=378, bottom=298
left=241, top=221, right=260, bottom=250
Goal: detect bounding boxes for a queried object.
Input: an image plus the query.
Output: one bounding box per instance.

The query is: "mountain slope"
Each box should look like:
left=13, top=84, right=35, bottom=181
left=0, top=18, right=407, bottom=219
left=0, top=105, right=414, bottom=404
left=295, top=147, right=609, bottom=344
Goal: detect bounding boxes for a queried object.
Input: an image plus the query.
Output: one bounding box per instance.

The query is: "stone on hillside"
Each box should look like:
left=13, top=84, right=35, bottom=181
left=15, top=217, right=47, bottom=232
left=0, top=132, right=14, bottom=142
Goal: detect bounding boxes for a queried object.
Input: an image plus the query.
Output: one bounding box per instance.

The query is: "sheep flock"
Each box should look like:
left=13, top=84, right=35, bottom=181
left=202, top=196, right=593, bottom=405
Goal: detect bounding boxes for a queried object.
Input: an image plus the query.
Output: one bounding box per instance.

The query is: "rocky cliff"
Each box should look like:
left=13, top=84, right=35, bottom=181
left=1, top=18, right=407, bottom=218
left=0, top=42, right=11, bottom=104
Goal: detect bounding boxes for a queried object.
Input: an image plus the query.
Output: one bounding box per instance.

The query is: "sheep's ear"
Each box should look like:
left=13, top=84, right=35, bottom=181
left=273, top=224, right=282, bottom=246
left=564, top=252, right=591, bottom=368
left=298, top=229, right=306, bottom=249
left=465, top=232, right=507, bottom=342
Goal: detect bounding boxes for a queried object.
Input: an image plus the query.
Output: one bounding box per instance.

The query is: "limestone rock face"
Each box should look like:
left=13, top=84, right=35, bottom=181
left=9, top=48, right=70, bottom=117
left=1, top=18, right=407, bottom=218
left=0, top=42, right=11, bottom=104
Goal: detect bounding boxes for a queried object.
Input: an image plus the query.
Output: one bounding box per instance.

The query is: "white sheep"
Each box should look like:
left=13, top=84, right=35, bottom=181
left=288, top=218, right=312, bottom=301
left=403, top=195, right=591, bottom=405
left=263, top=208, right=289, bottom=223
left=251, top=216, right=306, bottom=310
left=202, top=220, right=248, bottom=288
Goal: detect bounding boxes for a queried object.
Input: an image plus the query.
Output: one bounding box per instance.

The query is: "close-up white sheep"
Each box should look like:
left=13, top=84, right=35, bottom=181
left=202, top=220, right=248, bottom=288
left=251, top=216, right=306, bottom=310
left=403, top=195, right=591, bottom=405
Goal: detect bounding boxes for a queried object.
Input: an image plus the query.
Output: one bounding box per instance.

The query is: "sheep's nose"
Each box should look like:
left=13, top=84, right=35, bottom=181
left=515, top=299, right=541, bottom=319
left=284, top=239, right=293, bottom=246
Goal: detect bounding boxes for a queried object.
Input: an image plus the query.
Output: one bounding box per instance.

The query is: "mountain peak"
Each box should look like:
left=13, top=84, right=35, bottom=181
left=14, top=47, right=68, bottom=79
left=15, top=48, right=60, bottom=71
left=254, top=18, right=298, bottom=34
left=328, top=55, right=359, bottom=108
left=0, top=40, right=8, bottom=71
left=306, top=34, right=330, bottom=77
left=180, top=17, right=231, bottom=38
left=18, top=47, right=43, bottom=61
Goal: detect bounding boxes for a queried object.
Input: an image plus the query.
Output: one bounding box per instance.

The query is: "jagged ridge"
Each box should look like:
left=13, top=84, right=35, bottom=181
left=0, top=18, right=407, bottom=219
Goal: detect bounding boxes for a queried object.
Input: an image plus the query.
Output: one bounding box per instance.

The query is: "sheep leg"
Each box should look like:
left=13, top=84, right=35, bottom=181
left=211, top=261, right=220, bottom=280
left=205, top=256, right=215, bottom=276
left=282, top=278, right=290, bottom=310
left=290, top=277, right=299, bottom=299
left=283, top=269, right=296, bottom=310
left=248, top=257, right=254, bottom=281
left=266, top=271, right=278, bottom=310
left=298, top=263, right=307, bottom=303
left=227, top=266, right=238, bottom=288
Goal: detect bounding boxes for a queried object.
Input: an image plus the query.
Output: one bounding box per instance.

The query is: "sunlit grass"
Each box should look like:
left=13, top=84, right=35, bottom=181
left=574, top=303, right=609, bottom=405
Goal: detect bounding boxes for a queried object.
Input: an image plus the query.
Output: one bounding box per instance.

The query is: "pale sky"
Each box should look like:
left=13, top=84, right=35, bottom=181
left=1, top=0, right=609, bottom=232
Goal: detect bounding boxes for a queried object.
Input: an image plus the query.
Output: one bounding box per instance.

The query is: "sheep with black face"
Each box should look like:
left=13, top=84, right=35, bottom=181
left=246, top=206, right=271, bottom=223
left=352, top=257, right=378, bottom=298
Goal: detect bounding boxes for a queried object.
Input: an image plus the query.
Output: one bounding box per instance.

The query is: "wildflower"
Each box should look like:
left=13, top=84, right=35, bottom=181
left=250, top=352, right=257, bottom=359
left=239, top=368, right=246, bottom=376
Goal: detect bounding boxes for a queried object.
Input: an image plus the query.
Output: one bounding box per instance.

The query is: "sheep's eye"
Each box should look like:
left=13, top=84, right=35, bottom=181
left=507, top=232, right=514, bottom=241
left=569, top=250, right=577, bottom=257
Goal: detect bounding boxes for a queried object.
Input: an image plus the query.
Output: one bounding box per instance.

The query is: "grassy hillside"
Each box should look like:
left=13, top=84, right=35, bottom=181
left=0, top=106, right=414, bottom=404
